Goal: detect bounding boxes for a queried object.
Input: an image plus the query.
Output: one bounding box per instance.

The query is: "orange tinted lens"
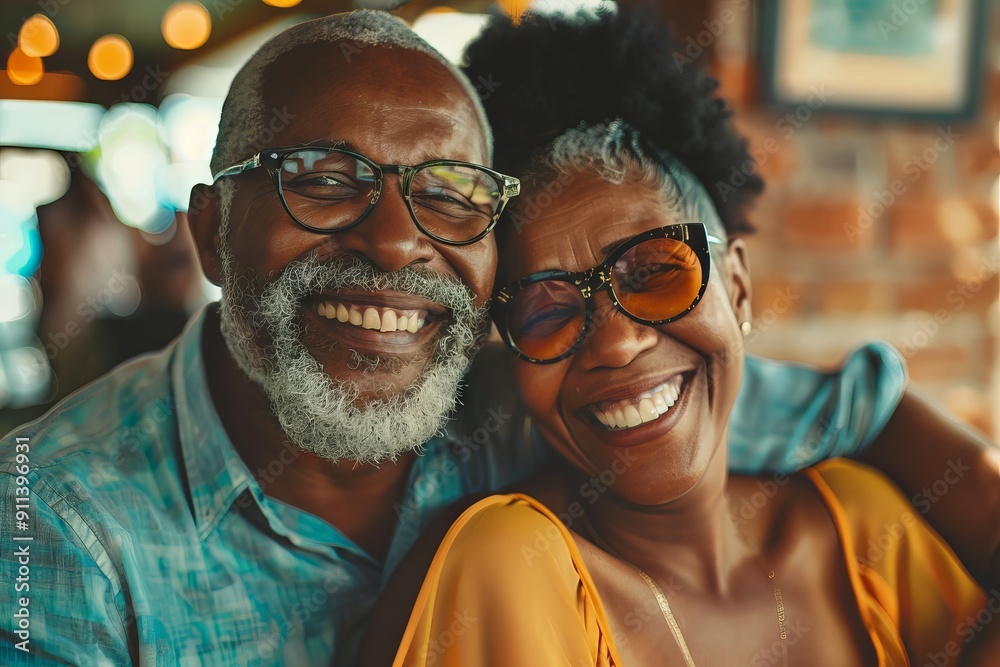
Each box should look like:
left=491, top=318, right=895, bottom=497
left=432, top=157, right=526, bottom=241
left=506, top=280, right=585, bottom=360
left=612, top=238, right=702, bottom=321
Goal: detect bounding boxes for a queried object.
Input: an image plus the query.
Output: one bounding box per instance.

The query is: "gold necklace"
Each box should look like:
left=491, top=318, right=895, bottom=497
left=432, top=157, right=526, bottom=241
left=578, top=511, right=788, bottom=667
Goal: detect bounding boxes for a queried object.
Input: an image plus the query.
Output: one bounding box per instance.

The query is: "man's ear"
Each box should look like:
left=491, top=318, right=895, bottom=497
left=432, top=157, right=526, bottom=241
left=724, top=237, right=752, bottom=326
left=187, top=183, right=223, bottom=286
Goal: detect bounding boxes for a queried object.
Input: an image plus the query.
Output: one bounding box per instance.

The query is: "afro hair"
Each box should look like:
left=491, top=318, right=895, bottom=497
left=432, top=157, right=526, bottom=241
left=462, top=6, right=762, bottom=235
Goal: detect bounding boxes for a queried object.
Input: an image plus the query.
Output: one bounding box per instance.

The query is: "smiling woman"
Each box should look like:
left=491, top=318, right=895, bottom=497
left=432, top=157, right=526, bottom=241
left=357, top=7, right=998, bottom=667
left=369, top=112, right=989, bottom=667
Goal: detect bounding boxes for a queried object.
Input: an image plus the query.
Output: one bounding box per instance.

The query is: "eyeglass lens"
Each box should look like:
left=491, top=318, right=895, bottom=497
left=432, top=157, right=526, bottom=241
left=504, top=237, right=704, bottom=361
left=276, top=148, right=503, bottom=242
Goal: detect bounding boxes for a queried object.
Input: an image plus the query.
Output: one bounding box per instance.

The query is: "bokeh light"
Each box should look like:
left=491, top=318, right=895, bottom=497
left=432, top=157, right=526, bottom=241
left=162, top=2, right=211, bottom=50
left=19, top=14, right=59, bottom=58
left=0, top=275, right=35, bottom=324
left=7, top=48, right=44, bottom=86
left=88, top=35, right=133, bottom=80
left=0, top=182, right=42, bottom=277
left=262, top=0, right=303, bottom=7
left=97, top=104, right=173, bottom=233
left=0, top=149, right=70, bottom=208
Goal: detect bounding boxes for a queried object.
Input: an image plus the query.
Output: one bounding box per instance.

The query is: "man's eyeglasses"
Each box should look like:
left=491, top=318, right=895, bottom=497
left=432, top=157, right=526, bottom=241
left=212, top=145, right=521, bottom=246
left=492, top=223, right=725, bottom=364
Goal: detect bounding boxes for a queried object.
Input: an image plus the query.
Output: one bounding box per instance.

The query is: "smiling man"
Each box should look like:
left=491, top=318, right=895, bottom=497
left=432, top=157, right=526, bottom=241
left=196, top=28, right=510, bottom=559
left=0, top=13, right=528, bottom=665
left=1, top=9, right=994, bottom=667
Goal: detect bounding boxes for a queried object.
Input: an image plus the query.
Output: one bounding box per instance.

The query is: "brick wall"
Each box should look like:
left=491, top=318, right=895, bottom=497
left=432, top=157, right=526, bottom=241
left=708, top=1, right=1000, bottom=438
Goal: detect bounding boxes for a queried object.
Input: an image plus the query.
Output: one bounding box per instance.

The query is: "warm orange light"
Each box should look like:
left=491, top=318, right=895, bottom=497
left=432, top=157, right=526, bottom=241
left=88, top=35, right=133, bottom=80
left=262, top=0, right=303, bottom=7
left=19, top=15, right=59, bottom=58
left=496, top=0, right=530, bottom=24
left=162, top=2, right=211, bottom=50
left=7, top=48, right=44, bottom=86
left=421, top=6, right=458, bottom=14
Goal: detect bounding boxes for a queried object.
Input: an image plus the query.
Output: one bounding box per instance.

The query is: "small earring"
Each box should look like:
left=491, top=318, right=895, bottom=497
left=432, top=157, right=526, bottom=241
left=740, top=321, right=752, bottom=337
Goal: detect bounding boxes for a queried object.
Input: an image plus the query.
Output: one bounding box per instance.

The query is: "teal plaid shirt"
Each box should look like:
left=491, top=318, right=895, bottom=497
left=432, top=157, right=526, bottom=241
left=0, top=305, right=905, bottom=666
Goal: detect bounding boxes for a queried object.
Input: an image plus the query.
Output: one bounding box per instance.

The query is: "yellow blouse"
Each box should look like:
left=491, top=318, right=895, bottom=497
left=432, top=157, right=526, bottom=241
left=390, top=459, right=986, bottom=666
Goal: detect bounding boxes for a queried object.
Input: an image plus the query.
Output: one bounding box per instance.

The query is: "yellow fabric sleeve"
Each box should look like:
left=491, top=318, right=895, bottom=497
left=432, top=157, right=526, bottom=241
left=390, top=493, right=621, bottom=667
left=804, top=459, right=989, bottom=666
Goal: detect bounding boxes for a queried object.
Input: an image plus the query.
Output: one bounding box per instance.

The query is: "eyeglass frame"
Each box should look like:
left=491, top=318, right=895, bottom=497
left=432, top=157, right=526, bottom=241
left=211, top=144, right=522, bottom=246
left=491, top=222, right=726, bottom=364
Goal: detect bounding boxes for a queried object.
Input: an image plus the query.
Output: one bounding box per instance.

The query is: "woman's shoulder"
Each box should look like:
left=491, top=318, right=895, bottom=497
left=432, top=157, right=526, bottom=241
left=801, top=458, right=921, bottom=527
left=359, top=492, right=595, bottom=667
left=444, top=493, right=580, bottom=570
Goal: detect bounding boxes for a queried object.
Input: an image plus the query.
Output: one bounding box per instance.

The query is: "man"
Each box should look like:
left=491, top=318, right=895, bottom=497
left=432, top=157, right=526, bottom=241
left=1, top=10, right=996, bottom=666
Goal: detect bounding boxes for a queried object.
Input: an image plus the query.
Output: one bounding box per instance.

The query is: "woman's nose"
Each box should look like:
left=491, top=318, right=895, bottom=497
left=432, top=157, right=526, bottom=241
left=574, top=293, right=659, bottom=371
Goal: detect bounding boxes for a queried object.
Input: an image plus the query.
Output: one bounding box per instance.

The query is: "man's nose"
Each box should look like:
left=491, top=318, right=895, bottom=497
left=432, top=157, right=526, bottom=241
left=335, top=177, right=436, bottom=273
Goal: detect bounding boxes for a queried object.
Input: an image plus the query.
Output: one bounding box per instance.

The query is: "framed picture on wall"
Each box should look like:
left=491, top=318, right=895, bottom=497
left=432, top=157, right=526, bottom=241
left=758, top=0, right=989, bottom=120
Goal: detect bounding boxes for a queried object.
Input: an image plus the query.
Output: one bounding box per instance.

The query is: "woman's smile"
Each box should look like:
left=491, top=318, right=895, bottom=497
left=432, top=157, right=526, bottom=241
left=571, top=369, right=699, bottom=450
left=584, top=371, right=688, bottom=431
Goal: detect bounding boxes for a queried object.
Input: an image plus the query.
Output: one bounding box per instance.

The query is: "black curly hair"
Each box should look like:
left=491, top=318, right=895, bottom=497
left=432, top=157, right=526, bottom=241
left=461, top=6, right=762, bottom=236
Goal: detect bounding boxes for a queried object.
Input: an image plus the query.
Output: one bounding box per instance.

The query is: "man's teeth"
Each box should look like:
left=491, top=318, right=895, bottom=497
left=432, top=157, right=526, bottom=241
left=314, top=301, right=427, bottom=333
left=590, top=376, right=685, bottom=430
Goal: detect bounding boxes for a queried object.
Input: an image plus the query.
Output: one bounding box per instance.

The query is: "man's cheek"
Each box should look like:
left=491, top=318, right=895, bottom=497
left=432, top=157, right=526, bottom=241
left=450, top=245, right=497, bottom=301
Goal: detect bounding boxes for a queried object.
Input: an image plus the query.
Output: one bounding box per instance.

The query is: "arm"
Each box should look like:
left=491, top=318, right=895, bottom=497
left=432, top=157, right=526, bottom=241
left=856, top=388, right=1000, bottom=592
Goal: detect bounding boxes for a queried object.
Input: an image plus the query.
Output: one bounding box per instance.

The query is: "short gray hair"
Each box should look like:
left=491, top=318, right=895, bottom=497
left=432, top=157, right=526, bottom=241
left=518, top=120, right=727, bottom=243
left=211, top=9, right=493, bottom=177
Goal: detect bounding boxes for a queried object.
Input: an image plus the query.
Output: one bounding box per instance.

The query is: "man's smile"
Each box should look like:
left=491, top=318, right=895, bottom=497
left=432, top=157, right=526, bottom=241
left=300, top=289, right=454, bottom=357
left=312, top=300, right=430, bottom=333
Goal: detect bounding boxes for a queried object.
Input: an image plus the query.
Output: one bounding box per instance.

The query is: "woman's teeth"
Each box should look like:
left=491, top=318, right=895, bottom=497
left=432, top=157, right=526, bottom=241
left=589, top=376, right=685, bottom=430
left=313, top=301, right=427, bottom=333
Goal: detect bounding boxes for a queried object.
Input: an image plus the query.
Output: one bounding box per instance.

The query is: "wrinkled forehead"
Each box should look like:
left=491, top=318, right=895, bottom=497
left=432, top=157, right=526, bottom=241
left=259, top=43, right=489, bottom=158
left=506, top=159, right=725, bottom=241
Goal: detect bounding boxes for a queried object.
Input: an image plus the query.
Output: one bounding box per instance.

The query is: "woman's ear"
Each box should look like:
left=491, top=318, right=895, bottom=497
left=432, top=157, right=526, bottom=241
left=187, top=183, right=224, bottom=286
left=724, top=237, right=752, bottom=327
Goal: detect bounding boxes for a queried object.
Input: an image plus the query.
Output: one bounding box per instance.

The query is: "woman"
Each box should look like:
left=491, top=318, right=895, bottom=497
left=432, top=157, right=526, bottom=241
left=360, top=9, right=996, bottom=666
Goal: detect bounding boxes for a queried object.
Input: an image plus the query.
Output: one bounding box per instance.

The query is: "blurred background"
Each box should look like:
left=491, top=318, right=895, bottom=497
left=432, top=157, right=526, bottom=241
left=0, top=0, right=997, bottom=439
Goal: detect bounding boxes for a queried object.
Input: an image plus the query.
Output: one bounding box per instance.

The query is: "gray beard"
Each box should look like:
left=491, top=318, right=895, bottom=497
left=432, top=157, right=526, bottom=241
left=217, top=245, right=488, bottom=464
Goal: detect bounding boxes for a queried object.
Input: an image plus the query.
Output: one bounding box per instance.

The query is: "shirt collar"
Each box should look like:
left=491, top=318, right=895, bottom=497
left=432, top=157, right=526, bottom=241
left=170, top=304, right=469, bottom=552
left=171, top=304, right=254, bottom=540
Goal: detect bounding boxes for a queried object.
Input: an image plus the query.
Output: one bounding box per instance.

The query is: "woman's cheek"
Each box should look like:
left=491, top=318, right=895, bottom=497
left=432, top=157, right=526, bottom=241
left=514, top=362, right=564, bottom=418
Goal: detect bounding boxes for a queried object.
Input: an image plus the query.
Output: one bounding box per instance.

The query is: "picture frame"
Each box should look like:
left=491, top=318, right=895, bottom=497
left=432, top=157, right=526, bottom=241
left=758, top=0, right=990, bottom=120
